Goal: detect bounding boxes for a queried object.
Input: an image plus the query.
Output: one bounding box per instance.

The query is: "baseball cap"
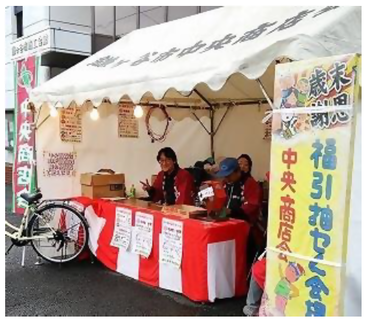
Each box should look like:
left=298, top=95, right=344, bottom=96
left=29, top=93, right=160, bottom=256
left=215, top=158, right=240, bottom=178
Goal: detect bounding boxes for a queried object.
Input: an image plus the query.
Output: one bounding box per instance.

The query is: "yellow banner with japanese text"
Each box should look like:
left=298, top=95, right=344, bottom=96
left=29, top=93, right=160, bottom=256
left=261, top=53, right=361, bottom=316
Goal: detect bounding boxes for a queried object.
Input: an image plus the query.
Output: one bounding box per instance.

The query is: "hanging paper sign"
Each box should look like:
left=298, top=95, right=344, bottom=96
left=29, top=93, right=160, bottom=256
left=118, top=102, right=139, bottom=138
left=43, top=151, right=77, bottom=177
left=111, top=207, right=132, bottom=250
left=132, top=212, right=154, bottom=258
left=264, top=108, right=272, bottom=140
left=60, top=107, right=82, bottom=143
left=160, top=218, right=183, bottom=269
left=261, top=54, right=360, bottom=317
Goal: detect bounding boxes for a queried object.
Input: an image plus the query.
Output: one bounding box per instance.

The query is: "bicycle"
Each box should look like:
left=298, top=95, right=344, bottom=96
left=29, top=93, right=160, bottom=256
left=5, top=189, right=89, bottom=264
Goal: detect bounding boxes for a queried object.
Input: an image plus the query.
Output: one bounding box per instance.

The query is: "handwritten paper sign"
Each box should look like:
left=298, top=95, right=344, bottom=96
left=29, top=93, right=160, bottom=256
left=43, top=151, right=77, bottom=177
left=111, top=207, right=132, bottom=250
left=60, top=107, right=82, bottom=143
left=118, top=102, right=139, bottom=138
left=132, top=212, right=154, bottom=258
left=160, top=218, right=183, bottom=269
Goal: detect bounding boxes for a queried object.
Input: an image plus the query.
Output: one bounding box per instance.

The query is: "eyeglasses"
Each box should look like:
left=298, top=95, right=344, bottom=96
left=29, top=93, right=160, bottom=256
left=159, top=158, right=173, bottom=164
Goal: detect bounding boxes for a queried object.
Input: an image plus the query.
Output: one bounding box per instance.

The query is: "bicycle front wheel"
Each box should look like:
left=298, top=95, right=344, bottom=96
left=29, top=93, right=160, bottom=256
left=29, top=204, right=89, bottom=264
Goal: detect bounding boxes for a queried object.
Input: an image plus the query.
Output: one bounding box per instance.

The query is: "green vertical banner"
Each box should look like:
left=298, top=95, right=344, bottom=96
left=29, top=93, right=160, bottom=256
left=12, top=55, right=40, bottom=214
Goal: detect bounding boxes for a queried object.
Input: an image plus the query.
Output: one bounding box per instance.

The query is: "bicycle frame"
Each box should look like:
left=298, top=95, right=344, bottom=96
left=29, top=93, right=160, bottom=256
left=5, top=204, right=56, bottom=241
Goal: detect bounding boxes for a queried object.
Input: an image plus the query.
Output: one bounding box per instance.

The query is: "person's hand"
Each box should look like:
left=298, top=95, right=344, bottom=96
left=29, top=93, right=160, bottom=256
left=140, top=179, right=152, bottom=192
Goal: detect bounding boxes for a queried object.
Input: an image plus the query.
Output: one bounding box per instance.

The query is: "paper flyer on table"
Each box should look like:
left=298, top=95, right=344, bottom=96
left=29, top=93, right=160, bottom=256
left=160, top=218, right=183, bottom=269
left=111, top=207, right=132, bottom=250
left=132, top=212, right=154, bottom=258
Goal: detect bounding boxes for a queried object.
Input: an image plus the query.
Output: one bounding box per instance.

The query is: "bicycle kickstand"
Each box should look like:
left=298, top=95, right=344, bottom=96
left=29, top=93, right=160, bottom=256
left=5, top=243, right=15, bottom=256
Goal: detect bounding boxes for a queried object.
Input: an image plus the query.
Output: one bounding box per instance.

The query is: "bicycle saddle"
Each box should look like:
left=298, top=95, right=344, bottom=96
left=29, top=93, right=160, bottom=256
left=20, top=191, right=43, bottom=205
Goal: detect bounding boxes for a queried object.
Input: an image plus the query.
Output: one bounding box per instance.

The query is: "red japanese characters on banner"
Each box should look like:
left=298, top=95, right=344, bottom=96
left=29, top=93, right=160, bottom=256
left=13, top=56, right=39, bottom=214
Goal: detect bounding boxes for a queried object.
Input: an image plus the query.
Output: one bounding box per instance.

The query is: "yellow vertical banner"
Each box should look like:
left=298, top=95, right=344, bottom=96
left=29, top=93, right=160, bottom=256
left=260, top=54, right=361, bottom=316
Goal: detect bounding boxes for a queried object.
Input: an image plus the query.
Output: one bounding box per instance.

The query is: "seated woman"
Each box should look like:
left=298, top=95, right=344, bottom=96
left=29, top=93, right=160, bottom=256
left=237, top=154, right=262, bottom=224
left=238, top=154, right=266, bottom=258
left=140, top=147, right=195, bottom=205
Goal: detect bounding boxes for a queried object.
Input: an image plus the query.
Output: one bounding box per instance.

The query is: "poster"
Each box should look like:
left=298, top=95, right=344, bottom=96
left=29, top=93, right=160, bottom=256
left=60, top=107, right=82, bottom=143
left=160, top=218, right=183, bottom=269
left=43, top=151, right=77, bottom=177
left=118, top=102, right=139, bottom=138
left=111, top=207, right=132, bottom=250
left=132, top=212, right=154, bottom=258
left=261, top=54, right=360, bottom=316
left=13, top=56, right=39, bottom=214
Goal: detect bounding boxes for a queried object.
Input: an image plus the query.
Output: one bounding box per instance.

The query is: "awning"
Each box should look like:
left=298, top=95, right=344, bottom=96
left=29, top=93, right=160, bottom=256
left=30, top=6, right=361, bottom=108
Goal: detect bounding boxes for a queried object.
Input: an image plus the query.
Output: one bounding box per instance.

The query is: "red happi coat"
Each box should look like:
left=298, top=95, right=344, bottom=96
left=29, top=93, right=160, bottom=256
left=151, top=168, right=195, bottom=205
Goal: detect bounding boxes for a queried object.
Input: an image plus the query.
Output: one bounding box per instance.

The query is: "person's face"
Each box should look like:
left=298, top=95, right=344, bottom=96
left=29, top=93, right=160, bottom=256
left=238, top=158, right=250, bottom=173
left=159, top=153, right=175, bottom=172
left=285, top=266, right=298, bottom=283
left=298, top=80, right=309, bottom=93
left=225, top=169, right=241, bottom=184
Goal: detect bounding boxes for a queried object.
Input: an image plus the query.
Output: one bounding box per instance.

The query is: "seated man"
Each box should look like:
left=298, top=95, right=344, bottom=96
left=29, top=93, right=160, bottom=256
left=215, top=157, right=261, bottom=224
left=215, top=158, right=264, bottom=263
left=141, top=147, right=195, bottom=205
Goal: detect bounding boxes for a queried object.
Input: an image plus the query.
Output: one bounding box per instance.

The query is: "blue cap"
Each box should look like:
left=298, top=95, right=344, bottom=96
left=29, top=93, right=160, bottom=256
left=215, top=158, right=239, bottom=178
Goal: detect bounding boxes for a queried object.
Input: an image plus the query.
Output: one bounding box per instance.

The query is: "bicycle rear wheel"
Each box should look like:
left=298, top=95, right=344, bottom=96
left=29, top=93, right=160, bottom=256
left=29, top=204, right=89, bottom=264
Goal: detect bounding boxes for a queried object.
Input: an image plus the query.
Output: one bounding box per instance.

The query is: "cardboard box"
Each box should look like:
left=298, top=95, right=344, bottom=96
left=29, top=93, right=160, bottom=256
left=80, top=172, right=125, bottom=199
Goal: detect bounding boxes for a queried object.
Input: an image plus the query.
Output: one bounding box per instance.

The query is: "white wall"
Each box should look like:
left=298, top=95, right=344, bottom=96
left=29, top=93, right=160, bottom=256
left=36, top=106, right=211, bottom=199
left=23, top=6, right=50, bottom=36
left=50, top=6, right=91, bottom=34
left=214, top=104, right=271, bottom=181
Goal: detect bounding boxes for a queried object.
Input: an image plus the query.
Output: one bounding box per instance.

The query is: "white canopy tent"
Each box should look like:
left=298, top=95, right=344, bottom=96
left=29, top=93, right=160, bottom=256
left=29, top=6, right=361, bottom=315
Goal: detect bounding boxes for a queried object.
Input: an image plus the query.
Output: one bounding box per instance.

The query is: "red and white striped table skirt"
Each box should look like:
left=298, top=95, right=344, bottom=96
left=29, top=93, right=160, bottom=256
left=73, top=197, right=250, bottom=302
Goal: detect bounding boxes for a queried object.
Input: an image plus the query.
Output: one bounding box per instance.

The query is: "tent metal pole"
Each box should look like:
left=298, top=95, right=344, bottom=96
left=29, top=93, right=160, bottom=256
left=210, top=108, right=215, bottom=159
left=193, top=89, right=215, bottom=159
left=256, top=78, right=275, bottom=109
left=214, top=105, right=232, bottom=136
left=191, top=111, right=211, bottom=136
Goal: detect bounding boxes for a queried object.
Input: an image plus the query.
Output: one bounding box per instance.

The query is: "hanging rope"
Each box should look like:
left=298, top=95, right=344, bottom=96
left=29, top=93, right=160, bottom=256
left=145, top=104, right=172, bottom=143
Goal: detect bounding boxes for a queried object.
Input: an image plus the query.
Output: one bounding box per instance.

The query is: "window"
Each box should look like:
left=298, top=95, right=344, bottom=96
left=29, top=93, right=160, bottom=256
left=5, top=112, right=14, bottom=151
left=14, top=6, right=23, bottom=38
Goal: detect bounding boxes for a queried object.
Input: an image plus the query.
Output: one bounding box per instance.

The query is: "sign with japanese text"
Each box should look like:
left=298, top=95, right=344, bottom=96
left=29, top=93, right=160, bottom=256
left=13, top=56, right=39, bottom=214
left=85, top=7, right=341, bottom=71
left=132, top=212, right=154, bottom=258
left=118, top=102, right=139, bottom=138
left=42, top=151, right=77, bottom=177
left=160, top=218, right=183, bottom=269
left=261, top=54, right=360, bottom=316
left=60, top=107, right=82, bottom=143
left=11, top=29, right=51, bottom=62
left=111, top=207, right=132, bottom=250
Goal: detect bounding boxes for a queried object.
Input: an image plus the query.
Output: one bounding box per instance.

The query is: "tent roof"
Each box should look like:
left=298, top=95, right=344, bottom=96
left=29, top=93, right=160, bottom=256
left=30, top=6, right=361, bottom=108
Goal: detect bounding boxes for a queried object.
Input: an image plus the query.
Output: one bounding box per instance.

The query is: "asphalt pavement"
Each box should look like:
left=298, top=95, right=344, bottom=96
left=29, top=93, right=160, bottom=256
left=5, top=185, right=246, bottom=316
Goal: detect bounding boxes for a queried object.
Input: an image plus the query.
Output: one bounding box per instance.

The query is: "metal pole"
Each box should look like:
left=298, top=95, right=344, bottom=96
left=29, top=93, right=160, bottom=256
left=113, top=6, right=116, bottom=42
left=256, top=78, right=274, bottom=109
left=197, top=6, right=202, bottom=14
left=91, top=6, right=96, bottom=53
left=210, top=108, right=215, bottom=160
left=165, top=7, right=169, bottom=22
left=137, top=6, right=141, bottom=29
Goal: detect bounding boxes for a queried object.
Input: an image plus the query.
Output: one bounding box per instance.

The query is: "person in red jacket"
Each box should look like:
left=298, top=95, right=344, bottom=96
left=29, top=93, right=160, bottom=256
left=216, top=157, right=264, bottom=266
left=140, top=147, right=195, bottom=205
